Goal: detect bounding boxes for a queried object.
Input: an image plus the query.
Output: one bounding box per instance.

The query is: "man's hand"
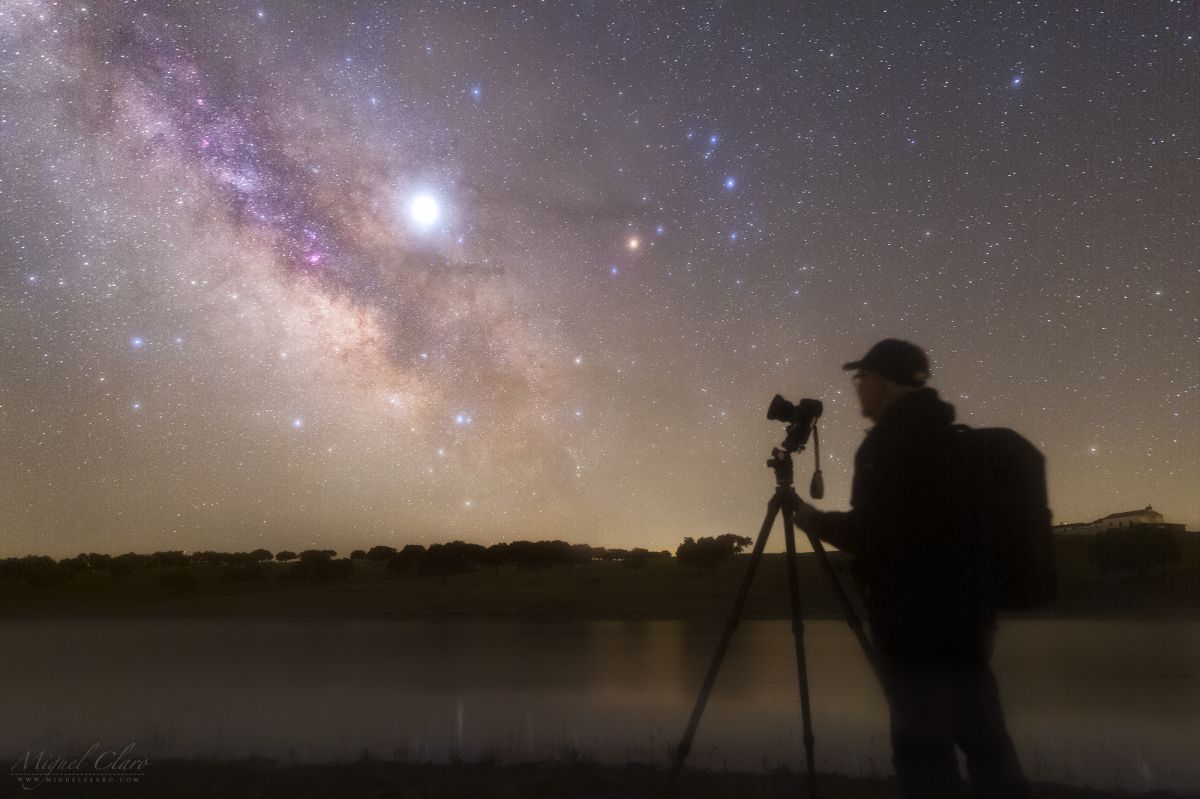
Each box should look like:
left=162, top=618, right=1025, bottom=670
left=793, top=498, right=817, bottom=531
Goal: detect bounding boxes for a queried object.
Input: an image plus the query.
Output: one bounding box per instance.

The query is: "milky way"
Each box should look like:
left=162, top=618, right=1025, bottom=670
left=1, top=1, right=1196, bottom=556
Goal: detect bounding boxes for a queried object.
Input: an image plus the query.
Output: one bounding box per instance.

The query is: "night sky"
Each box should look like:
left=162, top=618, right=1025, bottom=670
left=1, top=1, right=1196, bottom=558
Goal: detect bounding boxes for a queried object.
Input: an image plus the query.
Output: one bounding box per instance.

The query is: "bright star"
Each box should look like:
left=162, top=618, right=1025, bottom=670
left=130, top=337, right=144, bottom=349
left=724, top=176, right=736, bottom=190
left=291, top=418, right=304, bottom=429
left=627, top=237, right=640, bottom=250
left=408, top=193, right=441, bottom=228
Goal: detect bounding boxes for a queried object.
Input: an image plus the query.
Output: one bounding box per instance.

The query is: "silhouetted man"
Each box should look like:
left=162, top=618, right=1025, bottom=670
left=793, top=339, right=1030, bottom=799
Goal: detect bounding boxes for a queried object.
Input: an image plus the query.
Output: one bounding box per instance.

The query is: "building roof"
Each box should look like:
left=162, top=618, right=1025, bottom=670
left=1097, top=505, right=1160, bottom=522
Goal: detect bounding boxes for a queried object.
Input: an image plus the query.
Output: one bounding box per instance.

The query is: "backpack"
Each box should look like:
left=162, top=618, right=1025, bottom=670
left=948, top=425, right=1057, bottom=610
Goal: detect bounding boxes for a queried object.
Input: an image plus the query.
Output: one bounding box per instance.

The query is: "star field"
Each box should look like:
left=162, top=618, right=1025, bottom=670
left=0, top=1, right=1196, bottom=557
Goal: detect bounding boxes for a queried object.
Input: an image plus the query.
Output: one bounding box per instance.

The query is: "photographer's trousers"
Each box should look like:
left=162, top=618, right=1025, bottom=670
left=875, top=626, right=1031, bottom=799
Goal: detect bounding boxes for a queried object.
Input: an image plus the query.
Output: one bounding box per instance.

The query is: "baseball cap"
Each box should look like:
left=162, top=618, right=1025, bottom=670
left=842, top=339, right=930, bottom=387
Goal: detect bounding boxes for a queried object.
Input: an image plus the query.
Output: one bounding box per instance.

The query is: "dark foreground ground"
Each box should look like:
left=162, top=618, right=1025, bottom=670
left=5, top=760, right=1195, bottom=799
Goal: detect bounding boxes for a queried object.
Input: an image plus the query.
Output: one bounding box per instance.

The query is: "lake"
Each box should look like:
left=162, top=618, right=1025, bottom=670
left=1, top=618, right=1196, bottom=793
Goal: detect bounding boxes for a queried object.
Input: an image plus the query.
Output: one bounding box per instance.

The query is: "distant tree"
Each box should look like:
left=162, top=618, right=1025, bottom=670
left=505, top=540, right=536, bottom=569
left=676, top=534, right=753, bottom=571
left=622, top=548, right=650, bottom=569
left=482, top=543, right=509, bottom=572
left=249, top=549, right=274, bottom=562
left=1088, top=526, right=1182, bottom=575
left=275, top=550, right=298, bottom=562
left=282, top=551, right=353, bottom=583
left=507, top=540, right=575, bottom=570
left=570, top=544, right=598, bottom=564
left=386, top=544, right=427, bottom=575
left=367, top=545, right=398, bottom=561
left=109, top=552, right=149, bottom=579
left=546, top=540, right=576, bottom=567
left=6, top=556, right=70, bottom=586
left=475, top=544, right=505, bottom=573
left=151, top=550, right=190, bottom=568
left=442, top=541, right=489, bottom=566
left=192, top=551, right=231, bottom=566
left=418, top=543, right=477, bottom=579
left=58, top=555, right=91, bottom=575
left=350, top=549, right=368, bottom=559
left=675, top=538, right=698, bottom=567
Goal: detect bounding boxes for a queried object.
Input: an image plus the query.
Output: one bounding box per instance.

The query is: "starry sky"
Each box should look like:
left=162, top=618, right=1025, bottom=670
left=1, top=1, right=1196, bottom=558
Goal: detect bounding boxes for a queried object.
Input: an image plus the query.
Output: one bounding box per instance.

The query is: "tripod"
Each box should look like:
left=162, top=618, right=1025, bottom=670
left=664, top=446, right=879, bottom=799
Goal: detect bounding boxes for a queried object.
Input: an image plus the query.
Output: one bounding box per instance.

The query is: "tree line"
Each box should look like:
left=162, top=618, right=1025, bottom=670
left=4, top=526, right=1177, bottom=591
left=0, top=533, right=769, bottom=590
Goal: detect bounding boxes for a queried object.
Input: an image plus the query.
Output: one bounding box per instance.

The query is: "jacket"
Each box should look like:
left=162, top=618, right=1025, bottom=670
left=807, top=388, right=993, bottom=657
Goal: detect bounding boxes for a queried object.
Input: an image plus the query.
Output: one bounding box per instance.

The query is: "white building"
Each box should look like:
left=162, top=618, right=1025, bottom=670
left=1054, top=505, right=1187, bottom=536
left=1093, top=505, right=1166, bottom=530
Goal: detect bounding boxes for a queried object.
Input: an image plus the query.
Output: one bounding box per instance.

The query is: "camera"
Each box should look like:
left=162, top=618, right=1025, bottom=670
left=766, top=395, right=823, bottom=452
left=766, top=395, right=824, bottom=498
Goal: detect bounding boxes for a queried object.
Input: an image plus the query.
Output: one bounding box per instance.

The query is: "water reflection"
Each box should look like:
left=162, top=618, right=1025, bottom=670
left=0, top=619, right=1195, bottom=792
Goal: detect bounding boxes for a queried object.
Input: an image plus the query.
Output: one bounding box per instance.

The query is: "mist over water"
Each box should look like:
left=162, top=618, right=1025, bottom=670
left=2, top=618, right=1196, bottom=792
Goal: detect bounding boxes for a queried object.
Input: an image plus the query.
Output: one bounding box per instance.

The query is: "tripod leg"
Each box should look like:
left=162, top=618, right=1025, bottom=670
left=802, top=532, right=879, bottom=680
left=781, top=505, right=819, bottom=799
left=663, top=495, right=781, bottom=799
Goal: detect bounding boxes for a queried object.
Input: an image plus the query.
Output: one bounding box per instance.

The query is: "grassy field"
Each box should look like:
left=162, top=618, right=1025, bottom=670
left=0, top=554, right=848, bottom=619
left=1, top=535, right=1197, bottom=620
